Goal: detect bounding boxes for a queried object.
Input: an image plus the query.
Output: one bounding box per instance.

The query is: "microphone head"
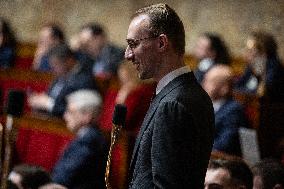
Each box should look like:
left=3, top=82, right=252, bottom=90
left=112, top=104, right=127, bottom=126
left=6, top=90, right=25, bottom=117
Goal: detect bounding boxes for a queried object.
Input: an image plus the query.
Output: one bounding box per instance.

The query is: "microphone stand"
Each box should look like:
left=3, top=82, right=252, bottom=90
left=105, top=123, right=123, bottom=189
left=105, top=104, right=127, bottom=189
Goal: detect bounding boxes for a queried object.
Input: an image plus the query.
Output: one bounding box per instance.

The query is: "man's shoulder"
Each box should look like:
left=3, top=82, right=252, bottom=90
left=222, top=99, right=244, bottom=112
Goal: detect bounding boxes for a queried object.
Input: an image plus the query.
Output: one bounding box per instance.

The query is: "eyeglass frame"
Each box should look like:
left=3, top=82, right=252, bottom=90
left=126, top=35, right=159, bottom=50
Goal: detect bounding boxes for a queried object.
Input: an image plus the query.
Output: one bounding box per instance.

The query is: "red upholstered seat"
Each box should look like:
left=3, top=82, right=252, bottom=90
left=15, top=126, right=74, bottom=171
left=14, top=57, right=34, bottom=70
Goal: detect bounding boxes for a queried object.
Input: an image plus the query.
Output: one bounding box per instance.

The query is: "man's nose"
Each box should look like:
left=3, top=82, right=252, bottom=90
left=125, top=46, right=134, bottom=61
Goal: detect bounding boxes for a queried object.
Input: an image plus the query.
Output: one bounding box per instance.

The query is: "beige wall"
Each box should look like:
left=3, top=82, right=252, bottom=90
left=1, top=0, right=284, bottom=58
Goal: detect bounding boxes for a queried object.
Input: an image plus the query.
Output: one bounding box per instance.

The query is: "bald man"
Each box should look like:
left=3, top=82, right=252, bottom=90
left=202, top=65, right=250, bottom=156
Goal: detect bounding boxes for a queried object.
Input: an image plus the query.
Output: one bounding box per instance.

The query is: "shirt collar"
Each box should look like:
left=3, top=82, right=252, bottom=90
left=212, top=99, right=226, bottom=113
left=77, top=126, right=90, bottom=138
left=156, top=66, right=191, bottom=95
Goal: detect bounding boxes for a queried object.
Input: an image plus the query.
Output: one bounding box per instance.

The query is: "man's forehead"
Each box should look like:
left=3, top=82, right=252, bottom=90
left=127, top=14, right=151, bottom=38
left=205, top=168, right=231, bottom=184
left=80, top=29, right=92, bottom=39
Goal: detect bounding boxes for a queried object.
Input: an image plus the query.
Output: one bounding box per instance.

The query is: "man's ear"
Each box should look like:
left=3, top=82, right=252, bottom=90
left=158, top=34, right=168, bottom=52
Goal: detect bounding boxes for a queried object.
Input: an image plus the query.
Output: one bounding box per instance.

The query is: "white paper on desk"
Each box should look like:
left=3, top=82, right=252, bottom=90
left=238, top=127, right=261, bottom=165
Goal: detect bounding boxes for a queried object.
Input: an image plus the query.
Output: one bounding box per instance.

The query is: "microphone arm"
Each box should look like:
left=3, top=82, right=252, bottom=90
left=105, top=104, right=127, bottom=189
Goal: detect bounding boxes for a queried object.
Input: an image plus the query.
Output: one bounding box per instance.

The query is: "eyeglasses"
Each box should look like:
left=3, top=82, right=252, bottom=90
left=126, top=36, right=158, bottom=49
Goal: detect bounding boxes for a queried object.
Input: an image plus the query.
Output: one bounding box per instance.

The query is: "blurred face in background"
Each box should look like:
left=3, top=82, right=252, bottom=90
left=64, top=103, right=86, bottom=133
left=193, top=36, right=213, bottom=60
left=244, top=37, right=266, bottom=76
left=118, top=62, right=139, bottom=85
left=79, top=28, right=105, bottom=58
left=38, top=27, right=58, bottom=50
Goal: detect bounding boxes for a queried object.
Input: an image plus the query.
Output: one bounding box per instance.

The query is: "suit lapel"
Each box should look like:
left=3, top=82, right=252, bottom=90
left=129, top=72, right=194, bottom=172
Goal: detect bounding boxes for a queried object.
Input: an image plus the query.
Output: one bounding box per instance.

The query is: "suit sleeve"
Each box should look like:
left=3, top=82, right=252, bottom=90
left=213, top=103, right=248, bottom=154
left=52, top=142, right=95, bottom=187
left=151, top=101, right=199, bottom=188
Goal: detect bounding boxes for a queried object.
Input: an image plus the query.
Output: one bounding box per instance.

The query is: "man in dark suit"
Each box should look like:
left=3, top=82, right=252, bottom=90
left=202, top=65, right=250, bottom=156
left=52, top=89, right=107, bottom=189
left=124, top=3, right=215, bottom=188
left=78, top=23, right=124, bottom=79
left=28, top=44, right=97, bottom=117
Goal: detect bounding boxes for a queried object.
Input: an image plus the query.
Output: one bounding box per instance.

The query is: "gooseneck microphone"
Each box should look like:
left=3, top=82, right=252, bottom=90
left=1, top=90, right=25, bottom=189
left=105, top=104, right=127, bottom=189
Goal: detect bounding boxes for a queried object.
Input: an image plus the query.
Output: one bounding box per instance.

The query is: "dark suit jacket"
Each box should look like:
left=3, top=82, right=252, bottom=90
left=213, top=99, right=249, bottom=156
left=48, top=65, right=97, bottom=117
left=128, top=72, right=214, bottom=189
left=52, top=126, right=108, bottom=189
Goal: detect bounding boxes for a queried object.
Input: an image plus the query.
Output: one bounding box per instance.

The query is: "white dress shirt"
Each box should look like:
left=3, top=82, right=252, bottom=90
left=156, top=66, right=191, bottom=95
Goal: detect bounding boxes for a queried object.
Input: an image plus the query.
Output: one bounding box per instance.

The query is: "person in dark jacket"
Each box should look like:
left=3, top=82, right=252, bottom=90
left=235, top=31, right=284, bottom=102
left=193, top=32, right=231, bottom=83
left=203, top=64, right=250, bottom=156
left=28, top=44, right=98, bottom=117
left=52, top=89, right=107, bottom=189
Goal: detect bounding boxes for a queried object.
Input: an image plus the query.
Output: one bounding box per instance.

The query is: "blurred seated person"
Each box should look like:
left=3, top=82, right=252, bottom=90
left=99, top=61, right=155, bottom=135
left=98, top=61, right=155, bottom=188
left=8, top=164, right=51, bottom=189
left=252, top=158, right=284, bottom=189
left=193, top=32, right=231, bottom=83
left=52, top=89, right=107, bottom=189
left=202, top=65, right=250, bottom=156
left=0, top=17, right=16, bottom=68
left=28, top=44, right=98, bottom=117
left=205, top=159, right=253, bottom=189
left=33, top=23, right=65, bottom=71
left=235, top=31, right=284, bottom=102
left=78, top=23, right=124, bottom=79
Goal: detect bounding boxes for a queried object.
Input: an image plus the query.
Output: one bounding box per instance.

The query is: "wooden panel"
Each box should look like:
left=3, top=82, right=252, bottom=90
left=0, top=68, right=53, bottom=83
left=16, top=42, right=36, bottom=58
left=184, top=54, right=247, bottom=76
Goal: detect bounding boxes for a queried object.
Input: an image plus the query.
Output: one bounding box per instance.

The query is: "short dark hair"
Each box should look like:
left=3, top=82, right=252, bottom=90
left=202, top=32, right=231, bottom=65
left=81, top=23, right=105, bottom=36
left=12, top=164, right=51, bottom=189
left=208, top=159, right=253, bottom=189
left=133, top=3, right=185, bottom=55
left=47, top=44, right=74, bottom=62
left=250, top=31, right=278, bottom=59
left=43, top=23, right=65, bottom=42
left=252, top=159, right=284, bottom=189
left=0, top=17, right=16, bottom=48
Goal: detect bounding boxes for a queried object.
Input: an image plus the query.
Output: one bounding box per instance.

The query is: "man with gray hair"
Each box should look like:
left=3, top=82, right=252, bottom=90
left=52, top=89, right=107, bottom=189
